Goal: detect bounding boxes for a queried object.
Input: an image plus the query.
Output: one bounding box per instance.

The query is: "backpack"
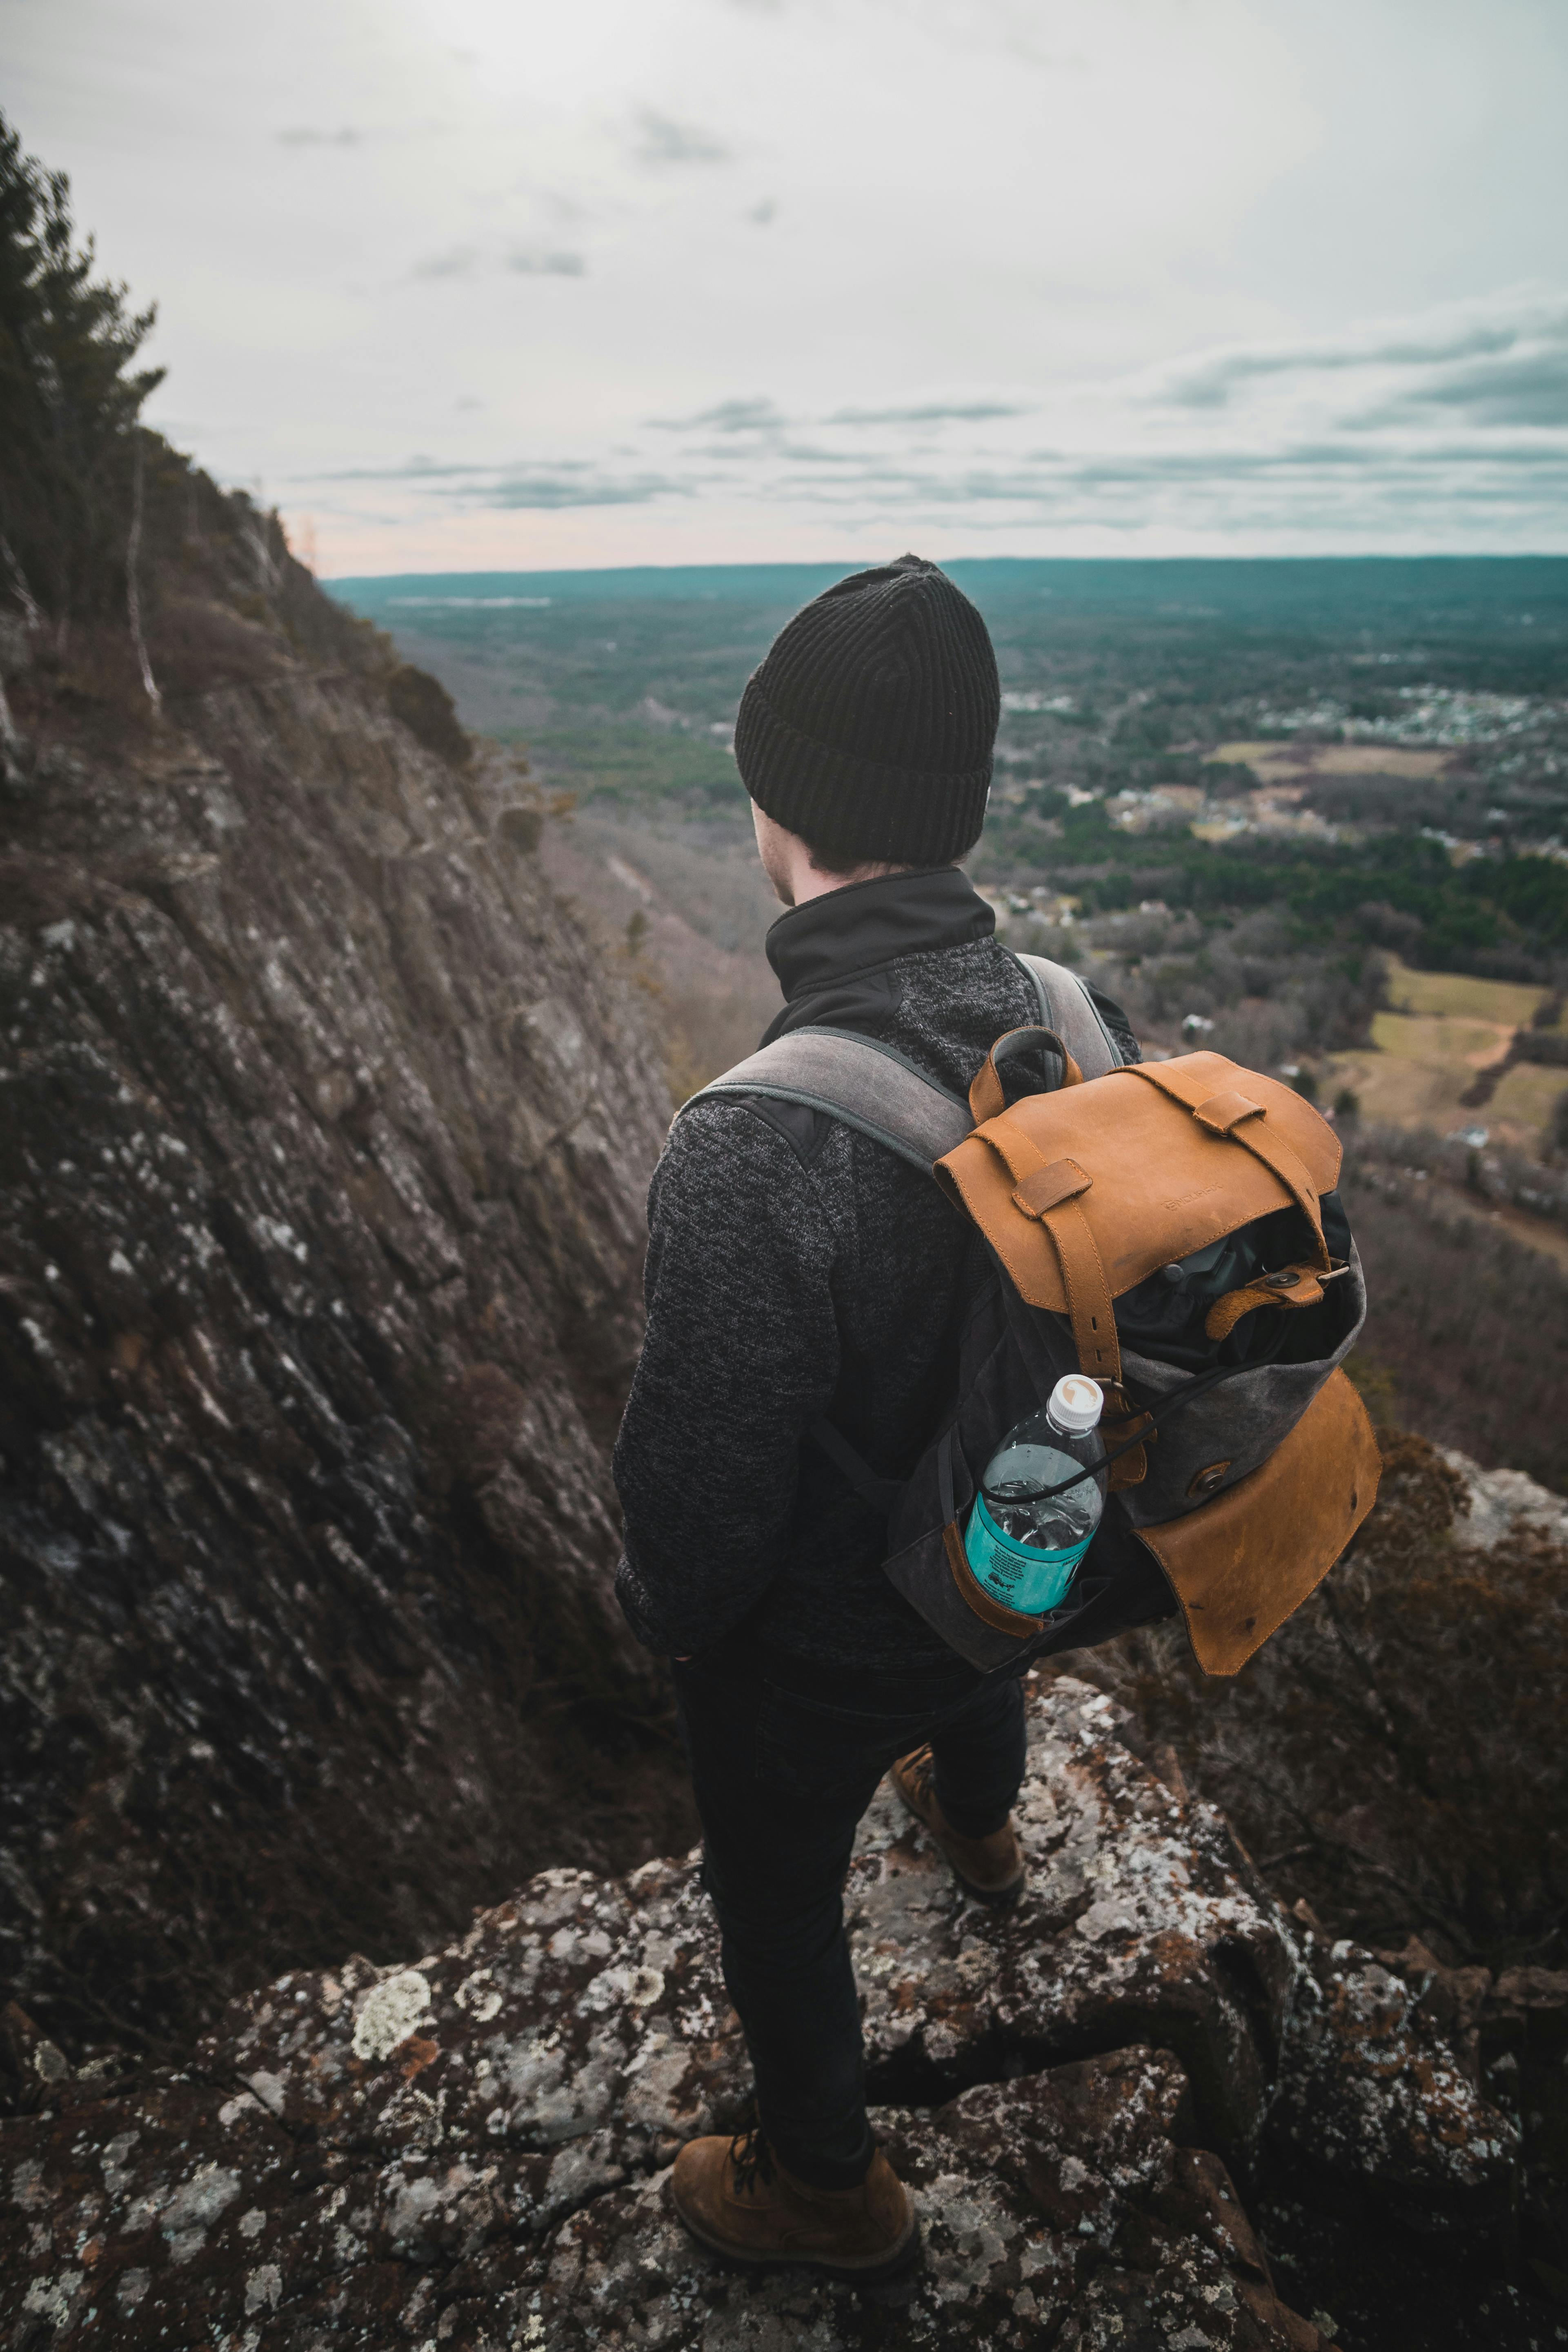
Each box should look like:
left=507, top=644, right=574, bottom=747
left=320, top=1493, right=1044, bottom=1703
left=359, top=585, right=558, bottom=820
left=680, top=952, right=1381, bottom=1679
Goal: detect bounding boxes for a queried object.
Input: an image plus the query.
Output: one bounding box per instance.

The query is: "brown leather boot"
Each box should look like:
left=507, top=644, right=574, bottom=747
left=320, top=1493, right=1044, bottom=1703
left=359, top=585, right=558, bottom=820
left=891, top=1743, right=1026, bottom=1905
left=670, top=2126, right=919, bottom=2280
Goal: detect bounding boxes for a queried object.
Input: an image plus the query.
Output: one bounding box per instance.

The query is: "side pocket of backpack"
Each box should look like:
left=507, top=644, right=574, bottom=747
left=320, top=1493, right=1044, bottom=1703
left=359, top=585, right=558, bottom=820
left=1134, top=1367, right=1381, bottom=1677
left=882, top=1524, right=1046, bottom=1674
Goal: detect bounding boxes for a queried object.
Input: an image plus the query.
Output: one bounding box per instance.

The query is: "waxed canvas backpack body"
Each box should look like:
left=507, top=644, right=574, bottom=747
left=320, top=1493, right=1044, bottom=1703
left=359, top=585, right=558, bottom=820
left=679, top=954, right=1380, bottom=1678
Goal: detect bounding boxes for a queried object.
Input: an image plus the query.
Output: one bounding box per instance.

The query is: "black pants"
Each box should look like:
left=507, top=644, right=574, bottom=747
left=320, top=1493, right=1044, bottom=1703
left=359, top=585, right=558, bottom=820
left=672, top=1649, right=1027, bottom=2190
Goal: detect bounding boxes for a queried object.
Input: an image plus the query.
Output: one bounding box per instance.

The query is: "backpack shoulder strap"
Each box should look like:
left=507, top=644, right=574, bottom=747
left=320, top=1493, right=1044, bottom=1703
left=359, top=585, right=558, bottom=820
left=677, top=1030, right=972, bottom=1513
left=675, top=1026, right=972, bottom=1173
left=1012, top=952, right=1126, bottom=1077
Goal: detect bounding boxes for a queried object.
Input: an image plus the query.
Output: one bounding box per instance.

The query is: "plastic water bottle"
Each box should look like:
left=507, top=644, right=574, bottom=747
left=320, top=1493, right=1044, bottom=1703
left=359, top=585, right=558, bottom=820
left=963, top=1375, right=1105, bottom=1614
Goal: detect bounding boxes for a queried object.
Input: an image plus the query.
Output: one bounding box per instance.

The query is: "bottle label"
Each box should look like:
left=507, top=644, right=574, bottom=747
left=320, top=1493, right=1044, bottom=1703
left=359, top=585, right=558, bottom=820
left=963, top=1494, right=1092, bottom=1616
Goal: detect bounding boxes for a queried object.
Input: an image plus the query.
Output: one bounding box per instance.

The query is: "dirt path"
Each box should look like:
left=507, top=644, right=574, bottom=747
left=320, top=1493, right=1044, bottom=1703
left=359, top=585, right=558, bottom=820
left=1428, top=1175, right=1568, bottom=1274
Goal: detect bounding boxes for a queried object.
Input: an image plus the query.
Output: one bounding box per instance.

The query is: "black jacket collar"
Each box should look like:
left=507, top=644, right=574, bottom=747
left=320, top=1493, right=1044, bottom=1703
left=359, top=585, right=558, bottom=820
left=760, top=866, right=995, bottom=1044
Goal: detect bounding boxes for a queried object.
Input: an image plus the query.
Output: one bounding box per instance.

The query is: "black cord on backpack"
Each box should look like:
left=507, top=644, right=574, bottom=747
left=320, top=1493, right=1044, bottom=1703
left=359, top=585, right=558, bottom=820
left=989, top=1317, right=1290, bottom=1507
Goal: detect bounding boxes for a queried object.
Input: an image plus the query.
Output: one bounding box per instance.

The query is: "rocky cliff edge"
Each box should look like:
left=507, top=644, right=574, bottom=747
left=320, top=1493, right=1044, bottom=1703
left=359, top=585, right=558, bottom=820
left=3, top=1676, right=1542, bottom=2350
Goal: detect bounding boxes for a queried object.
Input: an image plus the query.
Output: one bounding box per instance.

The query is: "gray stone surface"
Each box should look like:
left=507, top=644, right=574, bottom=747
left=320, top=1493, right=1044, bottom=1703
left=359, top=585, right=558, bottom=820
left=2, top=1677, right=1521, bottom=2349
left=1443, top=1448, right=1568, bottom=1551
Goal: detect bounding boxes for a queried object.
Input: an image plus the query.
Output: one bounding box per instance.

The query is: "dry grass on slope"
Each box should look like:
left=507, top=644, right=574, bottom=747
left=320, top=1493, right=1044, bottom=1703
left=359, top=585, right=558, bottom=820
left=1340, top=1129, right=1568, bottom=1493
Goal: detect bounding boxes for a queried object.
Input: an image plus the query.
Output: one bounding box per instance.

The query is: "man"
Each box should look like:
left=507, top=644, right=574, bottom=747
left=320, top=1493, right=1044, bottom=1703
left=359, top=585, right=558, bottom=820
left=613, top=556, right=1140, bottom=2280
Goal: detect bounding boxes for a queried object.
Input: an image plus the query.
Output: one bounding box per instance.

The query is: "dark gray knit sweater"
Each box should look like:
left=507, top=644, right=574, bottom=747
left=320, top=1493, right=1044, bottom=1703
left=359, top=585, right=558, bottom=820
left=612, top=867, right=1138, bottom=1678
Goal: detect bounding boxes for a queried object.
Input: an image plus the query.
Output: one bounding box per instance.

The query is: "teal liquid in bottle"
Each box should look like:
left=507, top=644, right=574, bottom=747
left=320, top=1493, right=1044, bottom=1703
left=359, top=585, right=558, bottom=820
left=964, top=1375, right=1105, bottom=1615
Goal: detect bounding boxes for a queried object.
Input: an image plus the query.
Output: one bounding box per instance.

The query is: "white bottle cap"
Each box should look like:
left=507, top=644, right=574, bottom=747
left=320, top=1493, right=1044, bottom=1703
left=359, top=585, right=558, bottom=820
left=1048, top=1374, right=1103, bottom=1435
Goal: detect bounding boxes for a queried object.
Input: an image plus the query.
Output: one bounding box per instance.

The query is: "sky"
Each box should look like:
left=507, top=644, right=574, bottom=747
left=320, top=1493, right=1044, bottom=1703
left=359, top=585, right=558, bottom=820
left=8, top=0, right=1568, bottom=573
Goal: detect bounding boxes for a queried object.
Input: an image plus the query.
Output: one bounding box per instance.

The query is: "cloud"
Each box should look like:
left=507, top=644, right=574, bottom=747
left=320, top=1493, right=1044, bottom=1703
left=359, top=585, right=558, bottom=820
left=1397, top=348, right=1568, bottom=429
left=649, top=433, right=1568, bottom=529
left=505, top=248, right=587, bottom=277
left=747, top=198, right=778, bottom=225
left=305, top=454, right=686, bottom=509
left=411, top=245, right=586, bottom=283
left=300, top=279, right=1568, bottom=550
left=650, top=396, right=787, bottom=432
left=302, top=414, right=1568, bottom=540
left=825, top=397, right=1035, bottom=427
left=632, top=109, right=730, bottom=167
left=1162, top=325, right=1519, bottom=409
left=485, top=472, right=687, bottom=508
left=312, top=457, right=504, bottom=481
left=275, top=126, right=361, bottom=148
left=412, top=245, right=480, bottom=280
left=1156, top=300, right=1568, bottom=411
left=651, top=392, right=1032, bottom=434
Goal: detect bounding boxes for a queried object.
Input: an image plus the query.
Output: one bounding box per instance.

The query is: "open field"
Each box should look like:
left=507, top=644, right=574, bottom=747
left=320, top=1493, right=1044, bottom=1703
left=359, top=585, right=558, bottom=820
left=1208, top=740, right=1459, bottom=783
left=1385, top=962, right=1551, bottom=1024
left=1328, top=958, right=1563, bottom=1150
left=1436, top=1183, right=1568, bottom=1276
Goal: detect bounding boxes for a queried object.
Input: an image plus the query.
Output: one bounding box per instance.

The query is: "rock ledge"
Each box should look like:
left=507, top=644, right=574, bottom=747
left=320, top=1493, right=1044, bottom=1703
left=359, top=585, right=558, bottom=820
left=1, top=1680, right=1519, bottom=2349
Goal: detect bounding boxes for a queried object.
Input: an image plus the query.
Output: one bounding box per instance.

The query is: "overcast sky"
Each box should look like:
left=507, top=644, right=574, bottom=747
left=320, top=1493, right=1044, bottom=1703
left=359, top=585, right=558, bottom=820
left=9, top=0, right=1568, bottom=573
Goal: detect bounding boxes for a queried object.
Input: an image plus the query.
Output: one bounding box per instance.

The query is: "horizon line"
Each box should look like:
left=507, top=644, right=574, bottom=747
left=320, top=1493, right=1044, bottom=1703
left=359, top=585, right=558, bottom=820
left=325, top=549, right=1568, bottom=585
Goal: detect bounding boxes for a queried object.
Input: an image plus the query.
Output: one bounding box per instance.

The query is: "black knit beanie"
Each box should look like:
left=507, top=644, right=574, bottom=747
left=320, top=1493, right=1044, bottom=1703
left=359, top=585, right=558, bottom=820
left=734, top=554, right=999, bottom=868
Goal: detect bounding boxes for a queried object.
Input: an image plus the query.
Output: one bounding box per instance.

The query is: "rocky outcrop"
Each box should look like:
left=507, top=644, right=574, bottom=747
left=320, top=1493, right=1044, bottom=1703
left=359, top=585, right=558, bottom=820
left=1087, top=1431, right=1568, bottom=1989
left=1443, top=1446, right=1568, bottom=1553
left=2, top=1677, right=1527, bottom=2349
left=0, top=531, right=690, bottom=2053
left=1270, top=1927, right=1517, bottom=2236
left=1074, top=1434, right=1567, bottom=2325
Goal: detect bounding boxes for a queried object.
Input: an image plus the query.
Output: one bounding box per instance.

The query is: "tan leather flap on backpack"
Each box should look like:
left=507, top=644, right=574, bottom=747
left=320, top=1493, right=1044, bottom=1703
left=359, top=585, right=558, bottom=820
left=933, top=1049, right=1342, bottom=1315
left=1133, top=1368, right=1381, bottom=1677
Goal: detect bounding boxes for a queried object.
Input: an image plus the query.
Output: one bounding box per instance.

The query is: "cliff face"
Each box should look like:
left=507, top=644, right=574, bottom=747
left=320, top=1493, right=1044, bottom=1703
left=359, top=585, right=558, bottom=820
left=0, top=511, right=690, bottom=2051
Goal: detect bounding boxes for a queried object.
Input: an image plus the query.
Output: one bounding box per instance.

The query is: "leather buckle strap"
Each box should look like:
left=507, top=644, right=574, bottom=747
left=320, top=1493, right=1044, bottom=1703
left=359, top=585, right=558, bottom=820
left=1126, top=1062, right=1330, bottom=1268
left=1012, top=1158, right=1091, bottom=1217
left=1203, top=1262, right=1326, bottom=1343
left=1222, top=1119, right=1329, bottom=1266
left=1194, top=1090, right=1264, bottom=1135
left=1004, top=1150, right=1120, bottom=1384
left=1097, top=1379, right=1152, bottom=1490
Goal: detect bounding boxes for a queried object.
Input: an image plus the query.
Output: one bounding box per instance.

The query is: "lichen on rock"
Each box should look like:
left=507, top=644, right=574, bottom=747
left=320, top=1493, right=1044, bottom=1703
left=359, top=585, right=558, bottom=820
left=4, top=1677, right=1516, bottom=2348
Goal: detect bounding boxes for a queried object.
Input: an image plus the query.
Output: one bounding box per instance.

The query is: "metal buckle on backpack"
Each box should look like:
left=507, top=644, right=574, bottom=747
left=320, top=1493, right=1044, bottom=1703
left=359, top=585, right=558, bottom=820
left=1262, top=1258, right=1349, bottom=1291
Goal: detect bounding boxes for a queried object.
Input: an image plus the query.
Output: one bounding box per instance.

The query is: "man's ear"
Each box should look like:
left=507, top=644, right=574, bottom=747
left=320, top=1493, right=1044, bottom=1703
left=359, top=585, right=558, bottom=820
left=751, top=801, right=800, bottom=907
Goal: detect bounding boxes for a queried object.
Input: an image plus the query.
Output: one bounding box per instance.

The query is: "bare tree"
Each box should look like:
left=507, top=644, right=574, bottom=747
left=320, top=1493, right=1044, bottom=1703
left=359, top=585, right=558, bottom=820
left=0, top=530, right=42, bottom=632
left=0, top=671, right=19, bottom=768
left=125, top=433, right=160, bottom=714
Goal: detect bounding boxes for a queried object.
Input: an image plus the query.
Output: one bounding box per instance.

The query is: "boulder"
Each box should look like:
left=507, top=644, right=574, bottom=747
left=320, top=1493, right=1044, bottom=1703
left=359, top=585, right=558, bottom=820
left=1269, top=1922, right=1519, bottom=2236
left=852, top=1681, right=1296, bottom=2156
left=1443, top=1451, right=1568, bottom=1553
